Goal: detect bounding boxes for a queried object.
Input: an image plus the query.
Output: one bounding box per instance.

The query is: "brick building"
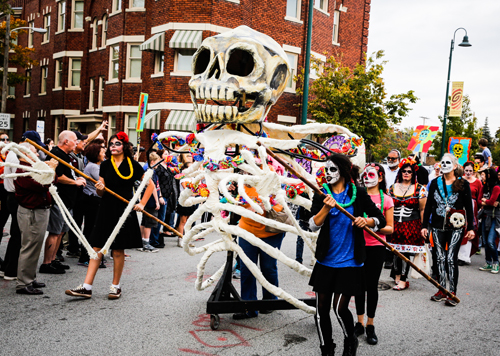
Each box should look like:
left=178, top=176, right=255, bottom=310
left=3, top=0, right=370, bottom=145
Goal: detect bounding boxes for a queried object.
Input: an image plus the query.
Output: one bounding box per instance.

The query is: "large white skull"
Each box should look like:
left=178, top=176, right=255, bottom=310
left=325, top=161, right=340, bottom=184
left=189, top=26, right=290, bottom=124
left=450, top=212, right=465, bottom=229
left=440, top=158, right=454, bottom=174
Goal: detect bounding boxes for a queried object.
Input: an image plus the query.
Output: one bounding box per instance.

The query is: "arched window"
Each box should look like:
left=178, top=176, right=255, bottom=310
left=92, top=18, right=98, bottom=49
left=101, top=15, right=108, bottom=48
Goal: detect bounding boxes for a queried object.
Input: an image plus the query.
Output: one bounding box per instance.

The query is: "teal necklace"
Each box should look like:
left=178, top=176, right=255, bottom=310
left=323, top=182, right=357, bottom=208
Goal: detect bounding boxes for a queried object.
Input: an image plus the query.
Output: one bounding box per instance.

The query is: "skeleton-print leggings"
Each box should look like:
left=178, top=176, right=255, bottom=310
left=431, top=227, right=463, bottom=294
left=315, top=292, right=353, bottom=346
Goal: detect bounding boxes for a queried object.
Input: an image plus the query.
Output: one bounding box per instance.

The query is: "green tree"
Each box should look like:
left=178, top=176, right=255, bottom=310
left=429, top=94, right=482, bottom=159
left=295, top=50, right=418, bottom=148
left=369, top=126, right=413, bottom=162
left=482, top=117, right=493, bottom=143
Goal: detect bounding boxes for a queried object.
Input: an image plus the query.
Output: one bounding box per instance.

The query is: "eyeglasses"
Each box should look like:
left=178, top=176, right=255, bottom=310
left=0, top=138, right=9, bottom=142
left=109, top=141, right=123, bottom=147
left=402, top=170, right=413, bottom=174
left=387, top=157, right=398, bottom=161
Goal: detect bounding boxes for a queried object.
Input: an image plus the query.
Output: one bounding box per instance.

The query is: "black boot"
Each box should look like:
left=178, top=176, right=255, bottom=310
left=342, top=336, right=358, bottom=356
left=366, top=325, right=378, bottom=345
left=320, top=341, right=336, bottom=356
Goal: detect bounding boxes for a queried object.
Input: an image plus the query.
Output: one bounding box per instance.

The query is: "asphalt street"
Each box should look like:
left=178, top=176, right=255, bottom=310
left=1, top=218, right=499, bottom=356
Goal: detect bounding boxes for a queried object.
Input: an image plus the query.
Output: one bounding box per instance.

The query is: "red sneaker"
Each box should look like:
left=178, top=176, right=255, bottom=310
left=430, top=291, right=446, bottom=302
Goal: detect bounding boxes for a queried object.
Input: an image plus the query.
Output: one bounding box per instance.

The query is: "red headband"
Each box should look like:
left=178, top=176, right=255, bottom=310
left=116, top=132, right=129, bottom=143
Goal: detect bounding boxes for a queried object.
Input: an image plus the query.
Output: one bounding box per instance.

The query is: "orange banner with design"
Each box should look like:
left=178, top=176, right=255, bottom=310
left=449, top=81, right=464, bottom=117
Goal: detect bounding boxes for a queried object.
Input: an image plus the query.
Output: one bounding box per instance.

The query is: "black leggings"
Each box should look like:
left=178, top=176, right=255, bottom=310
left=390, top=252, right=413, bottom=282
left=355, top=246, right=385, bottom=318
left=315, top=292, right=353, bottom=346
left=432, top=227, right=463, bottom=294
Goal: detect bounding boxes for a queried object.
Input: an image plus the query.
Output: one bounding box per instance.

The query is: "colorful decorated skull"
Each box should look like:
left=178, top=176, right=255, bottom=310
left=453, top=143, right=463, bottom=158
left=418, top=129, right=430, bottom=142
left=325, top=161, right=340, bottom=184
left=189, top=26, right=290, bottom=124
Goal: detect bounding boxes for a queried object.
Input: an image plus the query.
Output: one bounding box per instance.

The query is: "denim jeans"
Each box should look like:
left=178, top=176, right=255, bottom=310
left=150, top=204, right=167, bottom=246
left=482, top=219, right=499, bottom=264
left=239, top=232, right=285, bottom=316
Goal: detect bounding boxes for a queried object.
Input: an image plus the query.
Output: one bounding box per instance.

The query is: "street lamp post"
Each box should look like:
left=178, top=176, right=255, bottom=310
left=439, top=28, right=471, bottom=158
left=1, top=16, right=46, bottom=113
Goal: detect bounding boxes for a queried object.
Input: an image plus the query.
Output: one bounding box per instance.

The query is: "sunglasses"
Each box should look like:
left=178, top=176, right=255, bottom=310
left=402, top=170, right=413, bottom=174
left=0, top=138, right=9, bottom=142
left=387, top=157, right=398, bottom=161
left=109, top=141, right=123, bottom=147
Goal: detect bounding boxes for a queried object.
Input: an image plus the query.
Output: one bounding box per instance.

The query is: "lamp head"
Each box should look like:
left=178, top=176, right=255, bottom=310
left=459, top=35, right=471, bottom=47
left=32, top=28, right=47, bottom=33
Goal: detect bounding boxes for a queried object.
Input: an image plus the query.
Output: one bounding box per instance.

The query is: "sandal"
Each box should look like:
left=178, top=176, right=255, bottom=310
left=393, top=282, right=408, bottom=291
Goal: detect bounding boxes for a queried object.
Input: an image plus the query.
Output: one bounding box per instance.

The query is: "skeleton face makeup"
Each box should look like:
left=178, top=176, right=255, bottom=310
left=362, top=166, right=379, bottom=188
left=440, top=158, right=454, bottom=174
left=464, top=166, right=474, bottom=178
left=325, top=161, right=340, bottom=184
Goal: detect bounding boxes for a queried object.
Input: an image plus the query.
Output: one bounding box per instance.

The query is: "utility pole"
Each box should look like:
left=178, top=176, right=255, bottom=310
left=420, top=116, right=430, bottom=126
left=2, top=13, right=11, bottom=113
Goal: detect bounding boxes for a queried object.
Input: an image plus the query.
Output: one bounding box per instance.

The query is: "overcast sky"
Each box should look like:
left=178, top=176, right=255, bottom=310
left=367, top=0, right=500, bottom=137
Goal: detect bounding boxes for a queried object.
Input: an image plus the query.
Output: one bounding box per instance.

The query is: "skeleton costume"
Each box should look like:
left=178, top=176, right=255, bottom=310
left=422, top=160, right=473, bottom=295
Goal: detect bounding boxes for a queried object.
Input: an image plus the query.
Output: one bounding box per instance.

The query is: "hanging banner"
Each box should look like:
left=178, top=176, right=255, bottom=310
left=448, top=137, right=472, bottom=166
left=136, top=93, right=149, bottom=132
left=407, top=125, right=440, bottom=153
left=449, top=81, right=464, bottom=117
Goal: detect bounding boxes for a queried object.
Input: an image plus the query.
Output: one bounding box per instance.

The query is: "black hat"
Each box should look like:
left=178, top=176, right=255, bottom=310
left=22, top=131, right=46, bottom=148
left=73, top=131, right=89, bottom=140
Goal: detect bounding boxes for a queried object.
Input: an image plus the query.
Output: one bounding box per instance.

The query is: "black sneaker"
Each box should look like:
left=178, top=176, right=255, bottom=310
left=354, top=322, right=365, bottom=337
left=66, top=251, right=80, bottom=258
left=16, top=286, right=43, bottom=295
left=39, top=263, right=66, bottom=274
left=366, top=325, right=378, bottom=345
left=32, top=280, right=46, bottom=288
left=51, top=260, right=70, bottom=270
left=65, top=285, right=92, bottom=298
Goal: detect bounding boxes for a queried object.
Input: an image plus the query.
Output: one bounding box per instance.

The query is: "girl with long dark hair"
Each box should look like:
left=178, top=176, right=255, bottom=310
left=66, top=132, right=154, bottom=299
left=309, top=154, right=386, bottom=356
left=422, top=153, right=474, bottom=306
left=354, top=163, right=394, bottom=346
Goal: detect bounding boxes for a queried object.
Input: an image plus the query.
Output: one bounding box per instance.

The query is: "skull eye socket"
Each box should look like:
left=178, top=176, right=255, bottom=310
left=193, top=48, right=211, bottom=75
left=227, top=49, right=255, bottom=77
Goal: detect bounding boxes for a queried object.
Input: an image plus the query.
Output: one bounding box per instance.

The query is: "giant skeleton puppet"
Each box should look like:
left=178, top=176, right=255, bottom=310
left=156, top=26, right=366, bottom=314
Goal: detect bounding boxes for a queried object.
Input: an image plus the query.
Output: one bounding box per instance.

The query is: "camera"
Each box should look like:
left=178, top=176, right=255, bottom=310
left=133, top=146, right=146, bottom=153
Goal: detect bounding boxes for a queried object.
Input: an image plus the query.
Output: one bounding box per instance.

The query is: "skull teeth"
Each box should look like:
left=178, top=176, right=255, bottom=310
left=194, top=85, right=236, bottom=101
left=195, top=104, right=240, bottom=122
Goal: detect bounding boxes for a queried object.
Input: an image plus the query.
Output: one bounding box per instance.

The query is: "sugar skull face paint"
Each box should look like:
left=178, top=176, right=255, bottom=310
left=463, top=166, right=474, bottom=178
left=440, top=158, right=454, bottom=174
left=325, top=161, right=340, bottom=184
left=362, top=166, right=379, bottom=188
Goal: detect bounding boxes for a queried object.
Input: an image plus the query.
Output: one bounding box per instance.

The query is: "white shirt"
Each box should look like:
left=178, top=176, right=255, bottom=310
left=4, top=151, right=19, bottom=193
left=383, top=165, right=399, bottom=190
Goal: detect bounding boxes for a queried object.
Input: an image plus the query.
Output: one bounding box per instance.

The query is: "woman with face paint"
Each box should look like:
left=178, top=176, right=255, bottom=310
left=66, top=132, right=155, bottom=300
left=308, top=154, right=386, bottom=356
left=477, top=168, right=500, bottom=274
left=353, top=163, right=394, bottom=346
left=422, top=154, right=475, bottom=306
left=386, top=158, right=427, bottom=291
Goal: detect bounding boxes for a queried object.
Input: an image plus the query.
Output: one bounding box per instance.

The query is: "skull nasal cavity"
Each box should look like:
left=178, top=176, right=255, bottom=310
left=208, top=58, right=221, bottom=79
left=227, top=49, right=255, bottom=77
left=193, top=48, right=211, bottom=75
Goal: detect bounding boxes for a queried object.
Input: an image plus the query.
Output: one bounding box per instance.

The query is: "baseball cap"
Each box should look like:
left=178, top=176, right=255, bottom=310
left=73, top=131, right=89, bottom=141
left=22, top=130, right=46, bottom=148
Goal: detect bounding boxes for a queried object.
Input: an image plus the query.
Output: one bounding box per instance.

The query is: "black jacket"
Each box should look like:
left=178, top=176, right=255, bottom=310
left=311, top=186, right=387, bottom=264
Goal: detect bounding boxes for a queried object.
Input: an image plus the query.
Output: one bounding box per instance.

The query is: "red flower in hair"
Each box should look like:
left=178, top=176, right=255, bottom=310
left=116, top=132, right=129, bottom=143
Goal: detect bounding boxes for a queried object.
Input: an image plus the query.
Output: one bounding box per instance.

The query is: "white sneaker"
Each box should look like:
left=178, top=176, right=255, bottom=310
left=4, top=275, right=17, bottom=281
left=142, top=243, right=159, bottom=253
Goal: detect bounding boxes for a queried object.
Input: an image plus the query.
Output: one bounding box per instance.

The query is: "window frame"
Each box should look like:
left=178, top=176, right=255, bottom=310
left=101, top=15, right=108, bottom=48
left=71, top=0, right=84, bottom=30
left=57, top=0, right=66, bottom=32
left=124, top=114, right=138, bottom=144
left=112, top=0, right=122, bottom=14
left=332, top=10, right=340, bottom=45
left=173, top=48, right=196, bottom=76
left=98, top=76, right=105, bottom=109
left=108, top=114, right=116, bottom=137
left=129, top=0, right=145, bottom=9
left=91, top=18, right=98, bottom=50
left=25, top=69, right=31, bottom=96
left=40, top=66, right=48, bottom=94
left=109, top=44, right=120, bottom=82
left=284, top=52, right=298, bottom=93
left=43, top=14, right=51, bottom=43
left=314, top=0, right=329, bottom=13
left=68, top=58, right=82, bottom=89
left=125, top=43, right=142, bottom=80
left=285, top=0, right=302, bottom=23
left=88, top=78, right=95, bottom=110
left=153, top=52, right=164, bottom=76
left=28, top=20, right=34, bottom=48
left=55, top=59, right=63, bottom=89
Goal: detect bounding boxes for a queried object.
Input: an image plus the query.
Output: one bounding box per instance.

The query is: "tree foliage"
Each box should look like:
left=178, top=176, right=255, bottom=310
left=482, top=117, right=493, bottom=143
left=295, top=50, right=418, bottom=148
left=369, top=127, right=413, bottom=163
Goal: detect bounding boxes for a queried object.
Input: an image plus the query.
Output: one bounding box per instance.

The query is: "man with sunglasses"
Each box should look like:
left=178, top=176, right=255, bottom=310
left=383, top=149, right=401, bottom=190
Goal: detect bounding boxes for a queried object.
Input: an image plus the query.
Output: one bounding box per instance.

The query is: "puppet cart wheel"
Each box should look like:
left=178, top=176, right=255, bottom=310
left=210, top=314, right=220, bottom=330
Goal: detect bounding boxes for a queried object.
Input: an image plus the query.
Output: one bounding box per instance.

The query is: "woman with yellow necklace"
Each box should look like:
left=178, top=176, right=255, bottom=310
left=66, top=132, right=154, bottom=300
left=309, top=154, right=386, bottom=356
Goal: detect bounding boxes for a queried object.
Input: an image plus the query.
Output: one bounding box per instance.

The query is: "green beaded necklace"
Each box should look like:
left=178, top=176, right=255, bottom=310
left=323, top=182, right=357, bottom=208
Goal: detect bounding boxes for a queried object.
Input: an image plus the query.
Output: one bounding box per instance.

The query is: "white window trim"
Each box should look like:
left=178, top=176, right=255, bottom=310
left=53, top=87, right=62, bottom=92
left=28, top=21, right=34, bottom=48
left=314, top=0, right=329, bottom=15
left=154, top=52, right=164, bottom=75
left=71, top=0, right=84, bottom=30
left=55, top=59, right=63, bottom=89
left=172, top=49, right=195, bottom=76
left=106, top=35, right=145, bottom=47
left=89, top=78, right=95, bottom=110
left=309, top=52, right=325, bottom=80
left=101, top=15, right=108, bottom=48
left=128, top=0, right=146, bottom=11
left=333, top=10, right=340, bottom=45
left=108, top=44, right=120, bottom=83
left=284, top=16, right=303, bottom=24
left=125, top=43, right=142, bottom=80
left=91, top=19, right=98, bottom=50
left=67, top=57, right=81, bottom=89
left=57, top=0, right=66, bottom=33
left=277, top=115, right=297, bottom=123
left=25, top=70, right=31, bottom=96
left=110, top=0, right=122, bottom=16
left=53, top=51, right=84, bottom=59
left=40, top=66, right=48, bottom=94
left=284, top=51, right=298, bottom=93
left=285, top=0, right=302, bottom=23
left=42, top=14, right=51, bottom=44
left=151, top=72, right=164, bottom=78
left=224, top=0, right=240, bottom=3
left=97, top=76, right=104, bottom=109
left=124, top=113, right=138, bottom=143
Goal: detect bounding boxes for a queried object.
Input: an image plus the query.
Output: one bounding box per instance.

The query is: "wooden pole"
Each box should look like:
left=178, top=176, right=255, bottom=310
left=26, top=139, right=183, bottom=238
left=257, top=142, right=460, bottom=304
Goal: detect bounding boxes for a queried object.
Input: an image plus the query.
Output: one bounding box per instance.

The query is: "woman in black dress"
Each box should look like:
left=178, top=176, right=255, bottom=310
left=65, top=132, right=154, bottom=300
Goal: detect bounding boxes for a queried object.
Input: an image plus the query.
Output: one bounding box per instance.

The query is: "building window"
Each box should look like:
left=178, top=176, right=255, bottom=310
left=40, top=66, right=48, bottom=94
left=23, top=118, right=29, bottom=133
left=25, top=69, right=31, bottom=95
left=101, top=15, right=107, bottom=47
left=91, top=18, right=98, bottom=49
left=28, top=21, right=34, bottom=47
left=333, top=10, right=340, bottom=44
left=108, top=114, right=116, bottom=137
left=175, top=49, right=195, bottom=73
left=154, top=52, right=164, bottom=74
left=309, top=56, right=324, bottom=79
left=285, top=52, right=298, bottom=91
left=314, top=0, right=328, bottom=12
left=286, top=0, right=301, bottom=20
left=72, top=0, right=84, bottom=29
left=130, top=0, right=145, bottom=8
left=55, top=59, right=63, bottom=88
left=98, top=76, right=104, bottom=109
left=110, top=45, right=120, bottom=80
left=125, top=114, right=137, bottom=144
left=127, top=44, right=142, bottom=79
left=112, top=0, right=122, bottom=13
left=8, top=86, right=15, bottom=98
left=58, top=1, right=66, bottom=32
left=89, top=78, right=95, bottom=110
left=43, top=14, right=50, bottom=42
left=69, top=58, right=81, bottom=87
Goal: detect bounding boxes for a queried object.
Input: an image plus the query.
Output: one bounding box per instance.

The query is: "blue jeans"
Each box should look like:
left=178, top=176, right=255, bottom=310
left=239, top=232, right=285, bottom=316
left=482, top=219, right=499, bottom=264
left=150, top=204, right=167, bottom=246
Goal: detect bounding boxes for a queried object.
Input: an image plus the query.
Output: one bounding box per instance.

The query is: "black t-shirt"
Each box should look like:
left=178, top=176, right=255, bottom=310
left=49, top=146, right=78, bottom=209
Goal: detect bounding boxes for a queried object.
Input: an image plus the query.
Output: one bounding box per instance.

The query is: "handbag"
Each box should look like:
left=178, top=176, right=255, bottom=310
left=411, top=243, right=432, bottom=279
left=445, top=208, right=466, bottom=229
left=265, top=207, right=294, bottom=234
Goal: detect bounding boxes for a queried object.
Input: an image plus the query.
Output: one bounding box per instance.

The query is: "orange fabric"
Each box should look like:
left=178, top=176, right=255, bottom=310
left=238, top=186, right=283, bottom=238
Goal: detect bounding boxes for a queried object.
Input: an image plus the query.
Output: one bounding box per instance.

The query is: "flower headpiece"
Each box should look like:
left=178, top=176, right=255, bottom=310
left=398, top=158, right=417, bottom=170
left=116, top=132, right=129, bottom=143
